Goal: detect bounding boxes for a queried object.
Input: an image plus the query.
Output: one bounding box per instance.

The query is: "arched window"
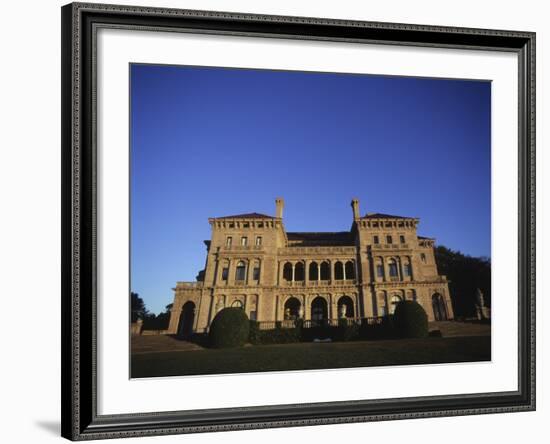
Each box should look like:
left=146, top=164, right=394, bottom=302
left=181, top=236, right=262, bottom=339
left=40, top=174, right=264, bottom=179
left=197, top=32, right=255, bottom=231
left=284, top=297, right=301, bottom=320
left=334, top=261, right=344, bottom=280
left=388, top=259, right=398, bottom=277
left=309, top=261, right=319, bottom=281
left=376, top=261, right=384, bottom=278
left=235, top=261, right=246, bottom=281
left=294, top=262, right=305, bottom=281
left=390, top=294, right=402, bottom=314
left=345, top=261, right=355, bottom=280
left=220, top=260, right=230, bottom=281
left=283, top=262, right=293, bottom=281
left=320, top=261, right=330, bottom=280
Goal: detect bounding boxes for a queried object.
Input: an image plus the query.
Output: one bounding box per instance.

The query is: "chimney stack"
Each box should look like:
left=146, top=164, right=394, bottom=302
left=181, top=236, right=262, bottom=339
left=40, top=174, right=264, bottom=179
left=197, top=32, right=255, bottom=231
left=351, top=198, right=360, bottom=220
left=275, top=197, right=284, bottom=219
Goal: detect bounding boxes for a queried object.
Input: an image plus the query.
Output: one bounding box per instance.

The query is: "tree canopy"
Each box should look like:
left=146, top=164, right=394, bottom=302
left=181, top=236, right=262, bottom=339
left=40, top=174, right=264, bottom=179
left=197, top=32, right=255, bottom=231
left=434, top=246, right=491, bottom=318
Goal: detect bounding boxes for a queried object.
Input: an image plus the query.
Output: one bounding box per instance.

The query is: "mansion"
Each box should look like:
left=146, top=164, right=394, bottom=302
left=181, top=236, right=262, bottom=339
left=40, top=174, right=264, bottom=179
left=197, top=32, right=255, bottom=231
left=167, top=198, right=453, bottom=336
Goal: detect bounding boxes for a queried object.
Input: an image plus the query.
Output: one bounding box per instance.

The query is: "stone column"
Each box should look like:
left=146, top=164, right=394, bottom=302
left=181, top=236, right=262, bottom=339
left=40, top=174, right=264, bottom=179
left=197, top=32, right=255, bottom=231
left=398, top=257, right=404, bottom=281
left=305, top=260, right=310, bottom=285
left=246, top=259, right=253, bottom=286
left=343, top=261, right=347, bottom=281
left=317, top=262, right=321, bottom=282
left=291, top=263, right=295, bottom=282
left=207, top=294, right=216, bottom=327
left=227, top=259, right=235, bottom=285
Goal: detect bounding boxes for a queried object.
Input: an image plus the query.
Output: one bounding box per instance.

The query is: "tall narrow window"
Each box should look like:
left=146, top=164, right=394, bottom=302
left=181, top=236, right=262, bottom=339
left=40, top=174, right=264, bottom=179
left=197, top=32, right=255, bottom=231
left=386, top=235, right=393, bottom=244
left=221, top=267, right=229, bottom=281
left=255, top=236, right=262, bottom=246
left=399, top=235, right=405, bottom=244
left=420, top=253, right=427, bottom=263
left=253, top=266, right=260, bottom=281
left=404, top=263, right=412, bottom=276
left=226, top=236, right=232, bottom=247
left=373, top=235, right=379, bottom=244
left=235, top=261, right=246, bottom=281
left=388, top=259, right=398, bottom=277
left=241, top=236, right=248, bottom=246
left=376, top=264, right=384, bottom=278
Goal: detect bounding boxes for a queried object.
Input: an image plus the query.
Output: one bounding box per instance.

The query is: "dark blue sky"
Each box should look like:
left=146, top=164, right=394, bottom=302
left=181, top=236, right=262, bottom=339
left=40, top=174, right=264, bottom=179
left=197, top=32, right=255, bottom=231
left=131, top=64, right=491, bottom=314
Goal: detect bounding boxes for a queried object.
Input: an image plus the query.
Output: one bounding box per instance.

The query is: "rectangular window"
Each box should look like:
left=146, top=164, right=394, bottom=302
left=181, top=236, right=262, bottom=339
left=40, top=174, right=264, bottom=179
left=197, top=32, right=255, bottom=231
left=253, top=267, right=260, bottom=280
left=400, top=235, right=405, bottom=244
left=241, top=236, right=248, bottom=246
left=404, top=263, right=412, bottom=276
left=255, top=236, right=262, bottom=246
left=376, top=264, right=384, bottom=277
left=386, top=235, right=393, bottom=244
left=226, top=236, right=232, bottom=247
left=221, top=267, right=229, bottom=280
left=373, top=235, right=379, bottom=244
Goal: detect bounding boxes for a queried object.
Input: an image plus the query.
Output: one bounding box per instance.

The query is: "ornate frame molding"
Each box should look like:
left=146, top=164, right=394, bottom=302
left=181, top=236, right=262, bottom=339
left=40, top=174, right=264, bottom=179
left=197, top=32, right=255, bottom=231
left=61, top=2, right=535, bottom=440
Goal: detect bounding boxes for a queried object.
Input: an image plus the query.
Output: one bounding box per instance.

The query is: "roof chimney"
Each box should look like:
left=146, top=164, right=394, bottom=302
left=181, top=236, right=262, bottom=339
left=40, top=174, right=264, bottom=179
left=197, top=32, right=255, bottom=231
left=275, top=197, right=284, bottom=219
left=351, top=198, right=360, bottom=220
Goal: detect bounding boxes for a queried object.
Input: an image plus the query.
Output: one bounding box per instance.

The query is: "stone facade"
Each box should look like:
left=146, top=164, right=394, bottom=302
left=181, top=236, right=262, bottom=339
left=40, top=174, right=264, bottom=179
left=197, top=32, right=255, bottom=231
left=167, top=198, right=453, bottom=335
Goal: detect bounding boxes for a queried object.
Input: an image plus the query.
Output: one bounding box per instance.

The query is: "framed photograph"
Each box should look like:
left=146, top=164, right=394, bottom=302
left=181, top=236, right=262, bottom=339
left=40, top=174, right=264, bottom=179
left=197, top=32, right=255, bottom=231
left=61, top=2, right=535, bottom=440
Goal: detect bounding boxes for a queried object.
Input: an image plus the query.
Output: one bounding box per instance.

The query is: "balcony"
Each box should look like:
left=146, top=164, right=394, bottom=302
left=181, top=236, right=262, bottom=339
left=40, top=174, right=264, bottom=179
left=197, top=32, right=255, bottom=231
left=223, top=245, right=263, bottom=252
left=371, top=243, right=410, bottom=250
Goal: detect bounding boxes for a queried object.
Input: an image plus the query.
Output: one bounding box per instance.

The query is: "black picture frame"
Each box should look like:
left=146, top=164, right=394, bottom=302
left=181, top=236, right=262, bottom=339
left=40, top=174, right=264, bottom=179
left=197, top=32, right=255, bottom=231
left=61, top=2, right=536, bottom=440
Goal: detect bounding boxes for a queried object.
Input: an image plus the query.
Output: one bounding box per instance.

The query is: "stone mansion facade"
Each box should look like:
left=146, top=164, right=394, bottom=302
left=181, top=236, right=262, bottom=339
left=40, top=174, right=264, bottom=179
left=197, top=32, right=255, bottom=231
left=167, top=198, right=453, bottom=336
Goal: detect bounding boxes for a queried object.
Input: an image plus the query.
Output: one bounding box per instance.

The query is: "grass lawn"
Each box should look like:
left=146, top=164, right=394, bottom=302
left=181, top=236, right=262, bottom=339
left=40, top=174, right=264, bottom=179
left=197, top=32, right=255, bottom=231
left=131, top=335, right=490, bottom=378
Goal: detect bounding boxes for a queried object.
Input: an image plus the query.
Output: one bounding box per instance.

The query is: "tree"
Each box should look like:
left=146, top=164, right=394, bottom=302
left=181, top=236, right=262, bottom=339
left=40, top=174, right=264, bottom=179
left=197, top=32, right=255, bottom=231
left=131, top=292, right=148, bottom=322
left=142, top=303, right=173, bottom=330
left=434, top=246, right=491, bottom=318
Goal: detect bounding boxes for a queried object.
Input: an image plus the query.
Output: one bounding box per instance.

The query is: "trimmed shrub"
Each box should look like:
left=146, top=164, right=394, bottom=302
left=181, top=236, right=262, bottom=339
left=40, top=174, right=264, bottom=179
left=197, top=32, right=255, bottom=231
left=209, top=307, right=250, bottom=348
left=392, top=300, right=429, bottom=338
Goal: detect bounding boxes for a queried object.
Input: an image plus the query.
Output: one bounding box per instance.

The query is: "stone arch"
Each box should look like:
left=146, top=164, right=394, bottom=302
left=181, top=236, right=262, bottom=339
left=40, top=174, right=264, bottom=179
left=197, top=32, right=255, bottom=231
left=311, top=296, right=328, bottom=322
left=345, top=260, right=355, bottom=279
left=294, top=262, right=305, bottom=281
left=178, top=301, right=196, bottom=337
left=320, top=261, right=330, bottom=280
left=389, top=293, right=402, bottom=314
left=284, top=296, right=301, bottom=320
left=283, top=262, right=293, bottom=281
left=432, top=293, right=448, bottom=321
left=334, top=261, right=344, bottom=280
left=338, top=295, right=354, bottom=318
left=309, top=261, right=319, bottom=281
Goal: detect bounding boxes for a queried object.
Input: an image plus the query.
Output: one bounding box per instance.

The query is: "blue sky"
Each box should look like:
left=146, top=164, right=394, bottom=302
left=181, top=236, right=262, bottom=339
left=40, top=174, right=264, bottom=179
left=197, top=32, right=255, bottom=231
left=131, top=64, right=491, bottom=314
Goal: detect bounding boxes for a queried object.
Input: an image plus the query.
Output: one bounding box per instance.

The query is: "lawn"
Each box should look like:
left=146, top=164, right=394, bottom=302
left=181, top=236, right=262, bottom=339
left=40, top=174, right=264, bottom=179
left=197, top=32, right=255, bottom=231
left=131, top=335, right=491, bottom=378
